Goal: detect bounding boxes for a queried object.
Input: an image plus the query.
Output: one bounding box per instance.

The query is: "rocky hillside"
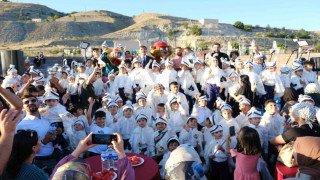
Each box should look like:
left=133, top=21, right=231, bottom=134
left=0, top=2, right=315, bottom=51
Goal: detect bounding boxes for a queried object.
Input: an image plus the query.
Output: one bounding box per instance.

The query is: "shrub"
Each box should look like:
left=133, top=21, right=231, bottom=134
left=255, top=25, right=260, bottom=28
left=231, top=42, right=239, bottom=50
left=53, top=15, right=60, bottom=20
left=279, top=31, right=288, bottom=38
left=51, top=48, right=59, bottom=54
left=167, top=29, right=179, bottom=38
left=234, top=21, right=244, bottom=29
left=316, top=42, right=320, bottom=52
left=75, top=48, right=81, bottom=54
left=255, top=32, right=263, bottom=37
left=183, top=22, right=189, bottom=29
left=198, top=42, right=208, bottom=51
left=266, top=32, right=274, bottom=37
left=191, top=25, right=202, bottom=36
left=243, top=25, right=252, bottom=31
left=277, top=42, right=287, bottom=49
left=298, top=29, right=310, bottom=39
left=266, top=24, right=271, bottom=29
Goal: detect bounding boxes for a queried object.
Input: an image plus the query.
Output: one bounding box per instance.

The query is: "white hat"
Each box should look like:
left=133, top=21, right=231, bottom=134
left=220, top=104, right=232, bottom=111
left=102, top=95, right=112, bottom=102
left=244, top=61, right=253, bottom=67
left=194, top=59, right=202, bottom=65
left=210, top=56, right=218, bottom=62
left=135, top=114, right=148, bottom=121
left=118, top=44, right=123, bottom=48
left=74, top=120, right=85, bottom=127
left=215, top=97, right=225, bottom=106
left=293, top=65, right=303, bottom=72
left=155, top=117, right=167, bottom=125
left=280, top=66, right=290, bottom=73
left=34, top=76, right=45, bottom=83
left=7, top=64, right=17, bottom=73
left=114, top=95, right=123, bottom=102
left=292, top=61, right=302, bottom=68
left=122, top=101, right=134, bottom=111
left=247, top=107, right=262, bottom=118
left=187, top=116, right=197, bottom=122
left=167, top=136, right=180, bottom=145
left=209, top=125, right=223, bottom=133
left=108, top=69, right=115, bottom=77
left=152, top=61, right=160, bottom=68
left=136, top=93, right=147, bottom=101
left=222, top=59, right=231, bottom=66
left=293, top=58, right=303, bottom=65
left=239, top=98, right=251, bottom=105
left=132, top=58, right=141, bottom=64
left=235, top=59, right=243, bottom=65
left=30, top=66, right=39, bottom=74
left=165, top=60, right=173, bottom=66
left=181, top=61, right=190, bottom=68
left=266, top=61, right=276, bottom=68
left=44, top=91, right=60, bottom=101
left=253, top=54, right=265, bottom=60
left=107, top=101, right=118, bottom=108
left=298, top=94, right=314, bottom=103
left=101, top=41, right=109, bottom=48
left=169, top=97, right=178, bottom=105
left=119, top=63, right=126, bottom=69
left=229, top=71, right=238, bottom=78
left=198, top=95, right=207, bottom=101
left=209, top=116, right=216, bottom=125
left=48, top=68, right=57, bottom=74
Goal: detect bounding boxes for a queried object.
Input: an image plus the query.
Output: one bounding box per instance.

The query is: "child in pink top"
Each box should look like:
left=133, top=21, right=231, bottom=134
left=227, top=126, right=261, bottom=180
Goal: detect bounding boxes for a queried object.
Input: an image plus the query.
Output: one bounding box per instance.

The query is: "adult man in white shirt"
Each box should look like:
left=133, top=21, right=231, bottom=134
left=16, top=94, right=57, bottom=174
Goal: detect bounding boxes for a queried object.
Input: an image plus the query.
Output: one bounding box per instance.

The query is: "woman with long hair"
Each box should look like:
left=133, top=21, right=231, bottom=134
left=6, top=130, right=48, bottom=180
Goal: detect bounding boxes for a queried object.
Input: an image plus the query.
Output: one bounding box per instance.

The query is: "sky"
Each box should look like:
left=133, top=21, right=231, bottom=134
left=14, top=0, right=320, bottom=31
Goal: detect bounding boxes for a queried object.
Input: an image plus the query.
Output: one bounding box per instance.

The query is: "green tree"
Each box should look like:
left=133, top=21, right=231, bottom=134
left=281, top=27, right=286, bottom=31
left=2, top=0, right=9, bottom=2
left=166, top=29, right=179, bottom=39
left=279, top=31, right=288, bottom=38
left=266, top=32, right=274, bottom=37
left=53, top=15, right=60, bottom=20
left=45, top=16, right=55, bottom=22
left=231, top=42, right=239, bottom=50
left=297, top=29, right=310, bottom=39
left=255, top=24, right=260, bottom=28
left=183, top=22, right=189, bottom=29
left=255, top=32, right=263, bottom=37
left=198, top=42, right=208, bottom=50
left=233, top=21, right=244, bottom=29
left=277, top=42, right=287, bottom=49
left=243, top=25, right=252, bottom=31
left=191, top=25, right=202, bottom=36
left=316, top=42, right=320, bottom=52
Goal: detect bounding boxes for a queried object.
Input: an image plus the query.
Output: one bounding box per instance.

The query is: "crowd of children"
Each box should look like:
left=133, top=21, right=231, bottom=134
left=2, top=43, right=320, bottom=180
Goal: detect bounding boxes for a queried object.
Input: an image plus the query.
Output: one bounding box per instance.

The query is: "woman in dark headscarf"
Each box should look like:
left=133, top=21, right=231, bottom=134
left=289, top=136, right=320, bottom=179
left=280, top=87, right=298, bottom=120
left=235, top=75, right=255, bottom=107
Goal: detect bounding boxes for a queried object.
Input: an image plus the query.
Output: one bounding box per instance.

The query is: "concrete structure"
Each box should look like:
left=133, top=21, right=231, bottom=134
left=199, top=19, right=219, bottom=26
left=31, top=18, right=43, bottom=23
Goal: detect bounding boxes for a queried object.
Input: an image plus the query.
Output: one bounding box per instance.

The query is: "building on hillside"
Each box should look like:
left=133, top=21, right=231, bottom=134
left=31, top=18, right=43, bottom=23
left=199, top=19, right=219, bottom=26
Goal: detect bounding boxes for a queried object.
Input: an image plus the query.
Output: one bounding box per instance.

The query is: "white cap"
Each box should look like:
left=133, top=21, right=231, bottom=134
left=167, top=136, right=180, bottom=145
left=298, top=94, right=314, bottom=103
left=165, top=60, right=173, bottom=66
left=253, top=54, right=265, bottom=60
left=198, top=95, right=207, bottom=101
left=7, top=64, right=17, bottom=73
left=239, top=97, right=251, bottom=105
left=247, top=107, right=262, bottom=118
left=244, top=61, right=253, bottom=67
left=44, top=91, right=60, bottom=101
left=229, top=71, right=238, bottom=78
left=135, top=114, right=148, bottom=121
left=194, top=59, right=202, bottom=65
left=169, top=97, right=178, bottom=105
left=155, top=117, right=167, bottom=125
left=266, top=61, right=276, bottom=68
left=152, top=61, right=160, bottom=68
left=122, top=101, right=134, bottom=111
left=220, top=104, right=232, bottom=111
left=209, top=125, right=223, bottom=133
left=293, top=65, right=303, bottom=72
left=132, top=58, right=141, bottom=64
left=136, top=92, right=147, bottom=101
left=280, top=66, right=290, bottom=73
left=48, top=68, right=57, bottom=74
left=107, top=101, right=118, bottom=108
left=101, top=41, right=109, bottom=48
left=119, top=63, right=126, bottom=69
left=235, top=59, right=243, bottom=65
left=74, top=120, right=85, bottom=127
left=215, top=97, right=225, bottom=106
left=114, top=95, right=123, bottom=102
left=34, top=76, right=45, bottom=83
left=102, top=95, right=112, bottom=102
left=209, top=116, right=216, bottom=125
left=222, top=59, right=231, bottom=66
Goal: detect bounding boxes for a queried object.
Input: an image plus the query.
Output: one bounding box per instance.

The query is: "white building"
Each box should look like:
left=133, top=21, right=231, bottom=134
left=199, top=19, right=219, bottom=26
left=31, top=18, right=43, bottom=23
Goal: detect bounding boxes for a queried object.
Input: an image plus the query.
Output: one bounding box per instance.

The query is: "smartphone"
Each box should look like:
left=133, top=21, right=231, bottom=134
left=229, top=126, right=235, bottom=137
left=92, top=134, right=117, bottom=145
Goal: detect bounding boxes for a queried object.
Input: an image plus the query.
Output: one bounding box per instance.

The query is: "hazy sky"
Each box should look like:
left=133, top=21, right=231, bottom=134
left=15, top=0, right=320, bottom=31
